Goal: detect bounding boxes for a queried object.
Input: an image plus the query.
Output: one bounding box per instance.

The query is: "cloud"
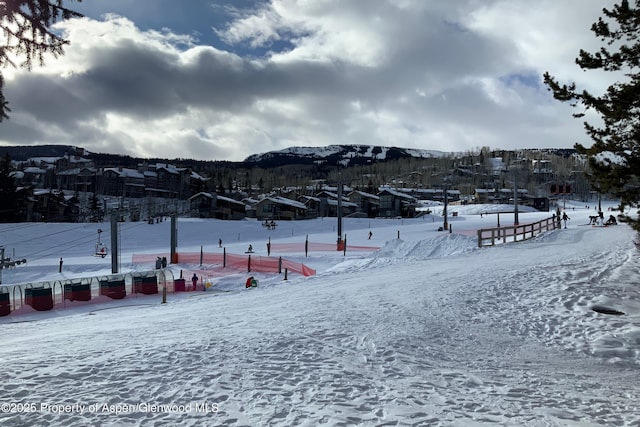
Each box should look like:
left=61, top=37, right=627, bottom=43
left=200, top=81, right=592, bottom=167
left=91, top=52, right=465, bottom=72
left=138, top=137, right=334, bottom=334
left=0, top=1, right=616, bottom=161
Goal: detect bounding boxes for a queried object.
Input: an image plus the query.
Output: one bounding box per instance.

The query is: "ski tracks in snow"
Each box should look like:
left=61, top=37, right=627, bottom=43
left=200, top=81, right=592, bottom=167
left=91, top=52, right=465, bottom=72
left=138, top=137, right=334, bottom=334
left=2, top=224, right=640, bottom=425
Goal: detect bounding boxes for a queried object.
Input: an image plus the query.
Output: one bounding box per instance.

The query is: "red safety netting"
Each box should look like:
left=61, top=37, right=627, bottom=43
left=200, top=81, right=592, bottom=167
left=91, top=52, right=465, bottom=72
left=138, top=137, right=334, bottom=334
left=132, top=252, right=316, bottom=276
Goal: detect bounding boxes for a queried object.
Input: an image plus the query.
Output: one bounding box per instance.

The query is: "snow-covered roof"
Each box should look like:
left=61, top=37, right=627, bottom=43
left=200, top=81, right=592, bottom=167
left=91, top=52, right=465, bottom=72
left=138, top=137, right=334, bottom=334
left=499, top=188, right=529, bottom=194
left=65, top=156, right=92, bottom=164
left=148, top=163, right=186, bottom=174
left=262, top=196, right=307, bottom=210
left=242, top=197, right=259, bottom=205
left=189, top=192, right=245, bottom=206
left=23, top=167, right=46, bottom=174
left=378, top=188, right=417, bottom=201
left=317, top=191, right=352, bottom=202
left=104, top=168, right=145, bottom=179
left=349, top=190, right=380, bottom=200
left=190, top=171, right=207, bottom=181
left=57, top=167, right=81, bottom=176
left=326, top=199, right=358, bottom=208
left=299, top=195, right=321, bottom=203
left=27, top=156, right=62, bottom=164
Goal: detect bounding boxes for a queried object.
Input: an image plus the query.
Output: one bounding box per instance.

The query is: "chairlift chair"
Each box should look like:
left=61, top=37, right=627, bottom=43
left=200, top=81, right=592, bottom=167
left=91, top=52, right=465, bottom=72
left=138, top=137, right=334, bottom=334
left=94, top=229, right=108, bottom=258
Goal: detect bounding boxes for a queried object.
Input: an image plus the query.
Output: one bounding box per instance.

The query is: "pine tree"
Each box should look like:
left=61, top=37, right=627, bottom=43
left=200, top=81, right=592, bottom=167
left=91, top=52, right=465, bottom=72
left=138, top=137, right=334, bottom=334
left=544, top=0, right=640, bottom=231
left=0, top=0, right=82, bottom=121
left=0, top=153, right=19, bottom=222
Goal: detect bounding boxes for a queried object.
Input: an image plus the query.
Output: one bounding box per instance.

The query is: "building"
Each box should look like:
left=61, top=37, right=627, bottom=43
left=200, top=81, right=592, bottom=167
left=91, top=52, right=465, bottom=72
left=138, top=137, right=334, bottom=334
left=255, top=196, right=308, bottom=220
left=378, top=189, right=417, bottom=218
left=348, top=190, right=380, bottom=217
left=189, top=192, right=246, bottom=220
left=100, top=167, right=146, bottom=198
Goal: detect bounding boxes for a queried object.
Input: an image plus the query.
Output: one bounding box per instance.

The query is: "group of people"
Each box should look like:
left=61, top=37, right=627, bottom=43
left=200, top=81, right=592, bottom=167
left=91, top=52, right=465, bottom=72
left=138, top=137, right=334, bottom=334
left=555, top=208, right=619, bottom=229
left=262, top=220, right=277, bottom=230
left=553, top=208, right=571, bottom=228
left=587, top=212, right=618, bottom=226
left=155, top=256, right=167, bottom=269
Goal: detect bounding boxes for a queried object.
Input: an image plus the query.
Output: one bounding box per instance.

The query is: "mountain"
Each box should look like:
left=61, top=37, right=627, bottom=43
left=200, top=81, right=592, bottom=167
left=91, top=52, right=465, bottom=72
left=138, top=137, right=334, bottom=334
left=243, top=144, right=446, bottom=168
left=0, top=144, right=78, bottom=161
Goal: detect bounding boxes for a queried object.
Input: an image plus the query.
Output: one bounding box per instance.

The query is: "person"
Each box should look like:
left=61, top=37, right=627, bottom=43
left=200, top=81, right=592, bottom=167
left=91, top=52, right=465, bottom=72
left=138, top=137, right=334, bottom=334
left=218, top=238, right=222, bottom=248
left=191, top=273, right=199, bottom=291
left=562, top=211, right=570, bottom=229
left=247, top=244, right=253, bottom=253
left=368, top=230, right=373, bottom=240
left=606, top=215, right=617, bottom=226
left=161, top=256, right=167, bottom=268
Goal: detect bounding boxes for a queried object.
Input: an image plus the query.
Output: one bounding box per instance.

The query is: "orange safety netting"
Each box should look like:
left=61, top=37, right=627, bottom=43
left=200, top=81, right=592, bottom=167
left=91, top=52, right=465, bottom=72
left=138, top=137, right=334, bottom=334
left=132, top=252, right=316, bottom=276
left=269, top=241, right=380, bottom=252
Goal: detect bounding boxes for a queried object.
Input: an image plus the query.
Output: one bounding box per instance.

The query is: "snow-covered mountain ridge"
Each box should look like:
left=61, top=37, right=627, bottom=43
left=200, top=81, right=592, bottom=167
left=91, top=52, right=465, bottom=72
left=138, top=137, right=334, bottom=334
left=244, top=144, right=446, bottom=167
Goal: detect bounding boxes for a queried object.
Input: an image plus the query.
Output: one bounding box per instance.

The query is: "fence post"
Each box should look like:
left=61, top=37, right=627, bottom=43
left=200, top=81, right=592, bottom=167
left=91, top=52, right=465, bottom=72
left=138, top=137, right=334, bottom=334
left=248, top=254, right=251, bottom=272
left=223, top=248, right=226, bottom=268
left=477, top=230, right=482, bottom=247
left=200, top=245, right=203, bottom=266
left=284, top=268, right=288, bottom=280
left=305, top=235, right=308, bottom=257
left=278, top=257, right=282, bottom=274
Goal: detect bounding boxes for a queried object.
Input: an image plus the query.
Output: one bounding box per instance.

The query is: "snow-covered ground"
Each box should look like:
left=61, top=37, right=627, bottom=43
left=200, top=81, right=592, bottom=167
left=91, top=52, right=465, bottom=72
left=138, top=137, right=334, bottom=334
left=0, top=200, right=639, bottom=426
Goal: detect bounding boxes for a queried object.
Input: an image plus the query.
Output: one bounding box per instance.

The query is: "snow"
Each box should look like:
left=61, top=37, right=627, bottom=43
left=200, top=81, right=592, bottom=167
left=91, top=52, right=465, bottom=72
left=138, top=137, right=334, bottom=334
left=1, top=200, right=639, bottom=425
left=244, top=144, right=447, bottom=164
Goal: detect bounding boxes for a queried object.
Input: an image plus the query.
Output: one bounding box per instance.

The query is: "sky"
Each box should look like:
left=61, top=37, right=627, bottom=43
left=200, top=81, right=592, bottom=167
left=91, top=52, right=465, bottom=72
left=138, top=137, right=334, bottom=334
left=0, top=0, right=619, bottom=162
left=0, top=200, right=639, bottom=425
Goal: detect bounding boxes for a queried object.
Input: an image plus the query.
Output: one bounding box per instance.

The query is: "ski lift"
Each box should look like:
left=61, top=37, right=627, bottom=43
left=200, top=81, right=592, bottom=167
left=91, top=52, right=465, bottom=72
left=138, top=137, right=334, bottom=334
left=95, top=229, right=108, bottom=258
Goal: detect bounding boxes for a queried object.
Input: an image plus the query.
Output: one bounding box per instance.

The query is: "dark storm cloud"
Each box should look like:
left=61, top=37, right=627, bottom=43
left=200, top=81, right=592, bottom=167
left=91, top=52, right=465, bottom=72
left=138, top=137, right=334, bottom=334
left=43, top=39, right=369, bottom=120
left=6, top=74, right=102, bottom=124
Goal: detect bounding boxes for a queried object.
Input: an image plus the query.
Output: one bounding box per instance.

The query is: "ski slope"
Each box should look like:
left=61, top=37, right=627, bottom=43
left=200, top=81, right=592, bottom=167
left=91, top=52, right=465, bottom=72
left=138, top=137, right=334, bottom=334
left=0, top=201, right=639, bottom=426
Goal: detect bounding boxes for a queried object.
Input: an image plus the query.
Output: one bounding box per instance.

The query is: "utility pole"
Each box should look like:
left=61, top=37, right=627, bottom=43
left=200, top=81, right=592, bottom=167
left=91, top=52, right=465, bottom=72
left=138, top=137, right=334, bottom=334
left=513, top=168, right=519, bottom=226
left=443, top=179, right=449, bottom=231
left=337, top=181, right=343, bottom=247
left=171, top=214, right=178, bottom=263
left=110, top=214, right=119, bottom=274
left=598, top=194, right=602, bottom=213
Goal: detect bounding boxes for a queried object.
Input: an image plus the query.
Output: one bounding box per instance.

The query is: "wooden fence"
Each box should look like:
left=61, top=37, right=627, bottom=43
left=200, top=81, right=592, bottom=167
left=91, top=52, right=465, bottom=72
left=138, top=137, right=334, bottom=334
left=477, top=216, right=560, bottom=247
